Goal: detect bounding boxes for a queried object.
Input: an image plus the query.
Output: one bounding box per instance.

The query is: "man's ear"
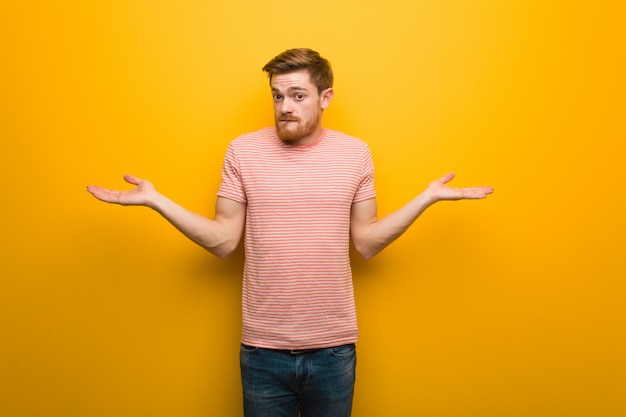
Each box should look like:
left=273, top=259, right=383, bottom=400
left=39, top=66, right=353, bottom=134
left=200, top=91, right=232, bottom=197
left=320, top=88, right=334, bottom=110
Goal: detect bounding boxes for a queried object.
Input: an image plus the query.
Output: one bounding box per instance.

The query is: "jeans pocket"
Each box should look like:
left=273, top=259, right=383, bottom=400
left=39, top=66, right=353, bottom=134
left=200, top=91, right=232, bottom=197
left=240, top=343, right=259, bottom=353
left=329, top=343, right=356, bottom=358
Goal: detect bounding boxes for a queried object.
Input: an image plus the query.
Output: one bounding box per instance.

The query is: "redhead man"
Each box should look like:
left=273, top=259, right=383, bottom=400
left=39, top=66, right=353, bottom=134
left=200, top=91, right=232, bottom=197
left=87, top=48, right=493, bottom=417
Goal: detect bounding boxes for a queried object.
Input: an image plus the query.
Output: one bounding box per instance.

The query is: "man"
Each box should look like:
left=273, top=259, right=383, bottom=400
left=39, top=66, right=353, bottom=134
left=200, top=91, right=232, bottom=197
left=87, top=48, right=493, bottom=417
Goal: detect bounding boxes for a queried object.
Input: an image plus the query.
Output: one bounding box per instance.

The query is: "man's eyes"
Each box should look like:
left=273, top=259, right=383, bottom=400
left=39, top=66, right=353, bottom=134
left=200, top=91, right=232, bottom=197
left=273, top=93, right=306, bottom=101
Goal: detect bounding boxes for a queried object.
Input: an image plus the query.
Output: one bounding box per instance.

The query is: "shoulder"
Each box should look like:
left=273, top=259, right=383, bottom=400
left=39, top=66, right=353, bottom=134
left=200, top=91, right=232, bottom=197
left=324, top=129, right=371, bottom=153
left=225, top=127, right=278, bottom=156
left=230, top=127, right=276, bottom=147
left=325, top=129, right=365, bottom=143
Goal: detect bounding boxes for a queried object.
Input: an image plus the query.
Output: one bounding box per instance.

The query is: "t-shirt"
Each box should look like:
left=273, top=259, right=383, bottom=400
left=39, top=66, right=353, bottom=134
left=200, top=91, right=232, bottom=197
left=217, top=127, right=376, bottom=349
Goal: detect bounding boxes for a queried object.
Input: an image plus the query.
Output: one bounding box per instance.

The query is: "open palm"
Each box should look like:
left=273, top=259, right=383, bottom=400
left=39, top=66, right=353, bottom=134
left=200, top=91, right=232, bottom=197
left=87, top=174, right=156, bottom=206
left=428, top=173, right=494, bottom=201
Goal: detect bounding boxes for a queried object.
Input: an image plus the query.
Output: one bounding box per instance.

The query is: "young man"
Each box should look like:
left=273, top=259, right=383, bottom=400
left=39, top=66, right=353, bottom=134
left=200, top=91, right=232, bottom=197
left=87, top=48, right=493, bottom=417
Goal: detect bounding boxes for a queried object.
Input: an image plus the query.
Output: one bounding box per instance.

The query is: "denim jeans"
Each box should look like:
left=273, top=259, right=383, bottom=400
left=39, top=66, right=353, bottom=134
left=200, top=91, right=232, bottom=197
left=240, top=343, right=356, bottom=417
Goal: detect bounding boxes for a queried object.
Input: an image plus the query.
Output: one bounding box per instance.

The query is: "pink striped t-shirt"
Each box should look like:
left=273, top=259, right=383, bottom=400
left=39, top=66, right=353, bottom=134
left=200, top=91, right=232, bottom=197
left=218, top=127, right=376, bottom=349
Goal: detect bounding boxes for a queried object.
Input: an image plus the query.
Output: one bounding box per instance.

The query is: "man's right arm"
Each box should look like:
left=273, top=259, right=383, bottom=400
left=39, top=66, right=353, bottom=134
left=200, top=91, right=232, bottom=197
left=87, top=174, right=246, bottom=259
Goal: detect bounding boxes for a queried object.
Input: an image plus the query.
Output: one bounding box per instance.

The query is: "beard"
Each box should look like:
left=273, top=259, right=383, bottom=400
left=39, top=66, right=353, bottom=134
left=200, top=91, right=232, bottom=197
left=275, top=112, right=321, bottom=142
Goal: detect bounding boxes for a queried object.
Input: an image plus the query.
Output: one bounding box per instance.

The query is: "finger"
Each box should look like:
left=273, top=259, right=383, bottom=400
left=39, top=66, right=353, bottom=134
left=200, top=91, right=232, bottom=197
left=462, top=186, right=494, bottom=198
left=123, top=174, right=141, bottom=185
left=86, top=185, right=108, bottom=198
left=440, top=172, right=455, bottom=184
left=475, top=186, right=494, bottom=196
left=86, top=185, right=121, bottom=203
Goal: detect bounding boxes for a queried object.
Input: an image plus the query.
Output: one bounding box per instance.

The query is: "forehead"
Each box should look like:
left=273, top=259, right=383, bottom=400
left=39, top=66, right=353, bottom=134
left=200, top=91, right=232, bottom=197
left=270, top=70, right=315, bottom=91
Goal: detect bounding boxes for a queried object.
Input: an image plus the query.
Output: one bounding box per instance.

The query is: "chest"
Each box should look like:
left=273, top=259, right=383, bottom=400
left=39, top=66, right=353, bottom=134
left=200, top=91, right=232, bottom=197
left=240, top=152, right=362, bottom=206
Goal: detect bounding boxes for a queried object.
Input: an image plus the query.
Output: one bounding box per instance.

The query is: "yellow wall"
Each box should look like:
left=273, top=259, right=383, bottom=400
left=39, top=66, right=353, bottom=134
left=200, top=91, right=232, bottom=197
left=1, top=1, right=624, bottom=416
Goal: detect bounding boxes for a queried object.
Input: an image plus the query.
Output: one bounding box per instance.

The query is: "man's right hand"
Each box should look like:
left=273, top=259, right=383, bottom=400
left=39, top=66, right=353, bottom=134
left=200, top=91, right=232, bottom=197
left=87, top=174, right=157, bottom=207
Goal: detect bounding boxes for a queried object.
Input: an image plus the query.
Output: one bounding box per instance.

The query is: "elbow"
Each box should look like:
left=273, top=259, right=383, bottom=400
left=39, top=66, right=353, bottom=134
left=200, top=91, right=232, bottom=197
left=352, top=241, right=380, bottom=260
left=352, top=232, right=391, bottom=259
left=209, top=241, right=239, bottom=259
left=212, top=248, right=231, bottom=259
left=202, top=236, right=241, bottom=259
left=358, top=248, right=380, bottom=260
left=359, top=251, right=375, bottom=260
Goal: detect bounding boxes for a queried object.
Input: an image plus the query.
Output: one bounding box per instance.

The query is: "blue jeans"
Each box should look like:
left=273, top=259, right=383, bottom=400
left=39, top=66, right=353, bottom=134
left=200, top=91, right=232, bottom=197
left=240, top=343, right=356, bottom=417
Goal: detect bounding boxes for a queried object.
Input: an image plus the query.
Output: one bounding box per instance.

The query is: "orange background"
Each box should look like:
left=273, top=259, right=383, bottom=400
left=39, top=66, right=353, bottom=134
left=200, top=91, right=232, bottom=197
left=1, top=1, right=624, bottom=416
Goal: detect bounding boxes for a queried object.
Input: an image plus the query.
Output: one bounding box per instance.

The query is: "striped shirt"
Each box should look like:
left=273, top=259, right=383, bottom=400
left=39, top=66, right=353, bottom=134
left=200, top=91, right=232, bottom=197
left=218, top=127, right=376, bottom=349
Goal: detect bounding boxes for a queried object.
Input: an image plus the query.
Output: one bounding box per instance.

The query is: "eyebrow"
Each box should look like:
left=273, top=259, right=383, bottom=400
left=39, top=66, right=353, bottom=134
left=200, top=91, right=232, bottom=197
left=271, top=86, right=309, bottom=93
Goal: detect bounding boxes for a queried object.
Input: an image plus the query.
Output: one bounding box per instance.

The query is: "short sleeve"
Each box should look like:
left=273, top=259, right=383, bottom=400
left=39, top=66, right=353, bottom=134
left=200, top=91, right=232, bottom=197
left=353, top=145, right=376, bottom=203
left=217, top=143, right=247, bottom=203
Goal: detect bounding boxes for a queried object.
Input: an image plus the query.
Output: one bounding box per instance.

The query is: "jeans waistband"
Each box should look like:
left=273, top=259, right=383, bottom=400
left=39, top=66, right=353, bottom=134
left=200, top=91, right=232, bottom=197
left=242, top=343, right=347, bottom=355
left=286, top=348, right=322, bottom=355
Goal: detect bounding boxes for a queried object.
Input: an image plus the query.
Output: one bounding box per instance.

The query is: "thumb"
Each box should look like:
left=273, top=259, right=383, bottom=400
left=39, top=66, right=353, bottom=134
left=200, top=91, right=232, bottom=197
left=439, top=172, right=455, bottom=184
left=123, top=174, right=142, bottom=185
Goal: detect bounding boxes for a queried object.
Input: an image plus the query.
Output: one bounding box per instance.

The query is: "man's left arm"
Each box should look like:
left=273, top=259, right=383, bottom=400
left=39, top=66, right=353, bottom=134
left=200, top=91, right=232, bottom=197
left=350, top=173, right=494, bottom=259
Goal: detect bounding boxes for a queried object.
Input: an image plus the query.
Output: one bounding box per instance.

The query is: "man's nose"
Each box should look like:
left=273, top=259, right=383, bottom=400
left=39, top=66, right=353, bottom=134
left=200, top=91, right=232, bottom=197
left=280, top=98, right=293, bottom=114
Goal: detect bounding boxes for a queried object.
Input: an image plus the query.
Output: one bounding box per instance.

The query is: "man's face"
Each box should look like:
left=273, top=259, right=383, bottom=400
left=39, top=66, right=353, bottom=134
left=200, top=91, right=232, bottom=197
left=271, top=70, right=332, bottom=145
